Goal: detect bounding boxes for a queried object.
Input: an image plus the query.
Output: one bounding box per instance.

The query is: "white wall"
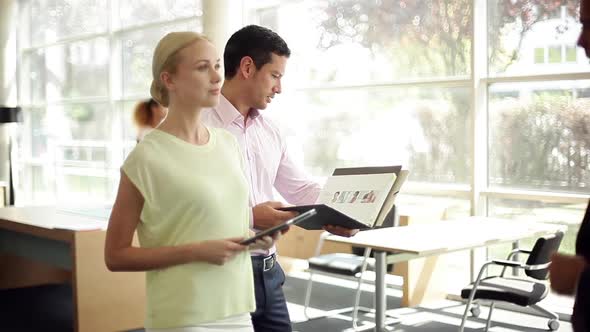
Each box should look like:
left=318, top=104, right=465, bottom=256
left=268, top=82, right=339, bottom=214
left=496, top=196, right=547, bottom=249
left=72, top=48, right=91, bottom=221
left=202, top=0, right=244, bottom=76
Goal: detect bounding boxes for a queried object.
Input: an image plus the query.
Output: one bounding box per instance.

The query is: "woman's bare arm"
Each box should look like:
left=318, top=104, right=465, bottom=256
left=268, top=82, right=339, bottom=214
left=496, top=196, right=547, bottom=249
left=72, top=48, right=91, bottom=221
left=104, top=171, right=247, bottom=271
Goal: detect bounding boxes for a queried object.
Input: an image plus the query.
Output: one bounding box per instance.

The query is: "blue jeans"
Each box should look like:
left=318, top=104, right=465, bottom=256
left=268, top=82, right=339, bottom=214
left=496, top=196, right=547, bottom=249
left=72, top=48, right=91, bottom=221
left=250, top=255, right=292, bottom=332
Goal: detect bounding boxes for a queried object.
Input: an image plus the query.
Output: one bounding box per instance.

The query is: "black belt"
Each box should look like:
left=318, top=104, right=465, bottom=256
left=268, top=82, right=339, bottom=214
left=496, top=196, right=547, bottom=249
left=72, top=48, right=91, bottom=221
left=252, top=254, right=276, bottom=272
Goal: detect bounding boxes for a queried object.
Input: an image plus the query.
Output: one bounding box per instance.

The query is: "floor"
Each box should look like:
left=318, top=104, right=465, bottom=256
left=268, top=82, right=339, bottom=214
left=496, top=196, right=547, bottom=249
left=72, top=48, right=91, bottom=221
left=285, top=271, right=573, bottom=332
left=0, top=271, right=574, bottom=331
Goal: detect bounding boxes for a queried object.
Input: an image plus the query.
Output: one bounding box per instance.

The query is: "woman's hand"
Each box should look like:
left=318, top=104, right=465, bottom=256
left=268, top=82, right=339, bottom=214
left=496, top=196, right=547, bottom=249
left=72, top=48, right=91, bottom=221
left=195, top=238, right=248, bottom=265
left=248, top=231, right=282, bottom=251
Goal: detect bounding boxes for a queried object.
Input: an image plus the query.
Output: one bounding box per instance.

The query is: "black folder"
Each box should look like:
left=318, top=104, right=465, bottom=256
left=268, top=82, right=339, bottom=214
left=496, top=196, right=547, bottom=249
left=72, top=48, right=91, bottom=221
left=279, top=204, right=371, bottom=230
left=279, top=166, right=403, bottom=230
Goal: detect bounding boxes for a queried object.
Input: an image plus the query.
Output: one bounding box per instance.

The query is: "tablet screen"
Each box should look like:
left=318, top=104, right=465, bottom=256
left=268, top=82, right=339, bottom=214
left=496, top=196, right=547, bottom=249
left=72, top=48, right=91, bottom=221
left=240, top=208, right=317, bottom=245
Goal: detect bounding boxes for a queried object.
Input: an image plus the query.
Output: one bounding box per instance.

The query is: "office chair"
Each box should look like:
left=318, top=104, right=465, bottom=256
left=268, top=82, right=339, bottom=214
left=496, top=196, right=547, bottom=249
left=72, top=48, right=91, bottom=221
left=459, top=231, right=564, bottom=332
left=303, top=207, right=397, bottom=330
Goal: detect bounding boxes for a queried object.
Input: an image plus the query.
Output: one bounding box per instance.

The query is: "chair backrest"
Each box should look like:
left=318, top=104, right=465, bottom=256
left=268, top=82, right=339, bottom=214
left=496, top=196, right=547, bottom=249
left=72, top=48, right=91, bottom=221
left=525, top=231, right=564, bottom=280
left=380, top=205, right=398, bottom=228
left=351, top=205, right=397, bottom=257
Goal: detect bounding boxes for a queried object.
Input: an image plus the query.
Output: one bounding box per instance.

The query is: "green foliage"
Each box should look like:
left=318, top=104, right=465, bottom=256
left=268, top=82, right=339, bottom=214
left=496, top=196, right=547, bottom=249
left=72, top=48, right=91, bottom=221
left=406, top=92, right=472, bottom=183
left=314, top=0, right=472, bottom=77
left=490, top=94, right=590, bottom=192
left=310, top=0, right=586, bottom=188
left=65, top=105, right=94, bottom=122
left=315, top=0, right=577, bottom=76
left=305, top=112, right=359, bottom=176
left=488, top=0, right=578, bottom=71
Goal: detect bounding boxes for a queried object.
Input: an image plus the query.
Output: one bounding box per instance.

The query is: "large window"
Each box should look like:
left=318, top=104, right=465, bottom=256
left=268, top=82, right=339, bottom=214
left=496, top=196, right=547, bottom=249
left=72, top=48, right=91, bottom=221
left=15, top=1, right=590, bottom=255
left=16, top=0, right=203, bottom=205
left=488, top=1, right=590, bottom=75
left=489, top=80, right=590, bottom=195
left=248, top=0, right=474, bottom=183
left=269, top=86, right=472, bottom=183
left=246, top=0, right=589, bottom=255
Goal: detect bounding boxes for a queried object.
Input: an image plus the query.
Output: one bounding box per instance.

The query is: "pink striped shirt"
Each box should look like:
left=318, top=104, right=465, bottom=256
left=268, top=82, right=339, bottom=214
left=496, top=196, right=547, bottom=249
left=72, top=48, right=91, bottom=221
left=202, top=95, right=321, bottom=255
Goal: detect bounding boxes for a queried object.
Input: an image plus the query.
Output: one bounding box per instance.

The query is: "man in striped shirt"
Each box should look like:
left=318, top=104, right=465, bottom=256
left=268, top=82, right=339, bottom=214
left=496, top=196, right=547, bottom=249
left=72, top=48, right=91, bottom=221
left=202, top=25, right=358, bottom=332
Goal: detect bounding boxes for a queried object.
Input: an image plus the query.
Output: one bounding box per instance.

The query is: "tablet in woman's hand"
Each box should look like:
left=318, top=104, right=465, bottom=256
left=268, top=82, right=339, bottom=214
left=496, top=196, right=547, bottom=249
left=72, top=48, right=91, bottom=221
left=240, top=209, right=317, bottom=245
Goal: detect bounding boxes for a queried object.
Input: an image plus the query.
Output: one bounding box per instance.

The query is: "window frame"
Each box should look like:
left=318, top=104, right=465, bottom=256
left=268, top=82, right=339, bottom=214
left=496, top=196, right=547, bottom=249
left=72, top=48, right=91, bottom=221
left=15, top=1, right=202, bottom=205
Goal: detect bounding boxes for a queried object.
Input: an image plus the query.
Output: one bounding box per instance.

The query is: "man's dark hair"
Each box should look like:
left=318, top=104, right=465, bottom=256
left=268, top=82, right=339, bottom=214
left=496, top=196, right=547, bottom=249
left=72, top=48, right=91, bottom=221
left=224, top=25, right=291, bottom=79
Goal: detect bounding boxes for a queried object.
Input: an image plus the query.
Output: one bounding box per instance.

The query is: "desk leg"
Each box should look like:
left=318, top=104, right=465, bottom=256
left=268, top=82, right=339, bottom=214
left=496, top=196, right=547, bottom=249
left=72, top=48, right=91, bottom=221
left=375, top=251, right=386, bottom=332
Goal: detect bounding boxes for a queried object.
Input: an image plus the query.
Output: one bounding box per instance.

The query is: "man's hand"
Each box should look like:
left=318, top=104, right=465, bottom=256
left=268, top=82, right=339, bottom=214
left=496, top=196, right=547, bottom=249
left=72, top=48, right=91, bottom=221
left=550, top=253, right=587, bottom=295
left=323, top=225, right=359, bottom=237
left=253, top=201, right=298, bottom=231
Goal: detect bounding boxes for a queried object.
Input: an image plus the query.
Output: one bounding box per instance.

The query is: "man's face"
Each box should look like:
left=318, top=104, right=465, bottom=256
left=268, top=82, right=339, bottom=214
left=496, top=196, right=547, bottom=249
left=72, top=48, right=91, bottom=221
left=248, top=53, right=287, bottom=110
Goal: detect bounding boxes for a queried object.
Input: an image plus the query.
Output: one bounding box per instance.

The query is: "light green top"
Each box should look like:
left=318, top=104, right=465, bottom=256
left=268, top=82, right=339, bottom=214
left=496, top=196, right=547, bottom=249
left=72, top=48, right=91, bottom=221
left=122, top=127, right=254, bottom=328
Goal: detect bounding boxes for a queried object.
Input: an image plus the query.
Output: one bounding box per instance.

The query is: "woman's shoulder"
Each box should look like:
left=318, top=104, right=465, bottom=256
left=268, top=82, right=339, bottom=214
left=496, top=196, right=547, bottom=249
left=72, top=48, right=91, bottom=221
left=209, top=126, right=231, bottom=137
left=136, top=127, right=154, bottom=142
left=209, top=127, right=238, bottom=145
left=125, top=131, right=165, bottom=162
left=123, top=142, right=148, bottom=168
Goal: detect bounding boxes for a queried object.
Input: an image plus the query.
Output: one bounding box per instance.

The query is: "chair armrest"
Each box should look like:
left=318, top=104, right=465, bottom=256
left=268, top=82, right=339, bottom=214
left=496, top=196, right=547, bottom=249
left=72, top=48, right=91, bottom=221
left=493, top=259, right=524, bottom=268
left=523, top=261, right=551, bottom=271
left=505, top=248, right=532, bottom=261
left=467, top=258, right=551, bottom=306
left=502, top=248, right=533, bottom=276
left=498, top=259, right=551, bottom=276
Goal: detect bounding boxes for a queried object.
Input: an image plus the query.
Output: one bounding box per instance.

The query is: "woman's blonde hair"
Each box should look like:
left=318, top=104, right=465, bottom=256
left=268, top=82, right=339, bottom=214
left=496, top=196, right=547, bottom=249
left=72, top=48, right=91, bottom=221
left=150, top=31, right=206, bottom=107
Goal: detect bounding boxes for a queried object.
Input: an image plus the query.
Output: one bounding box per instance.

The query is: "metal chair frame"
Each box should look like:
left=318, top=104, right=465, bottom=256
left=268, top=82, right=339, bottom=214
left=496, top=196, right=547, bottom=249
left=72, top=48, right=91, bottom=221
left=459, top=244, right=561, bottom=332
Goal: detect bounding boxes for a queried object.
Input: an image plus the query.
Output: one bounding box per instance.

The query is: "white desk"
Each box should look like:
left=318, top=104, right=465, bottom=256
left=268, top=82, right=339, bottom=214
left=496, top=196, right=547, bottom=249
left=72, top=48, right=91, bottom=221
left=0, top=206, right=145, bottom=332
left=326, top=217, right=566, bottom=331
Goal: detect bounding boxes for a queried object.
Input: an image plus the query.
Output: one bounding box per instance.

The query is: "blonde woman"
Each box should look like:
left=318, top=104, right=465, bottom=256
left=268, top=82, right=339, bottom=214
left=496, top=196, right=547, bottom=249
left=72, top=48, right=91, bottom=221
left=105, top=32, right=275, bottom=331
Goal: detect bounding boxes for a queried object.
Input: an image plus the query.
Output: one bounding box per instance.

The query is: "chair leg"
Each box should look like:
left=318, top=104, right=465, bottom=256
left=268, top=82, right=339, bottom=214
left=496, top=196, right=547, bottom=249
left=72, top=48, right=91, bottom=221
left=459, top=295, right=472, bottom=332
left=459, top=262, right=493, bottom=332
left=303, top=270, right=315, bottom=320
left=470, top=302, right=481, bottom=317
left=531, top=304, right=560, bottom=330
left=304, top=268, right=372, bottom=324
left=351, top=275, right=365, bottom=330
left=530, top=304, right=559, bottom=320
left=351, top=248, right=372, bottom=330
left=484, top=302, right=495, bottom=332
